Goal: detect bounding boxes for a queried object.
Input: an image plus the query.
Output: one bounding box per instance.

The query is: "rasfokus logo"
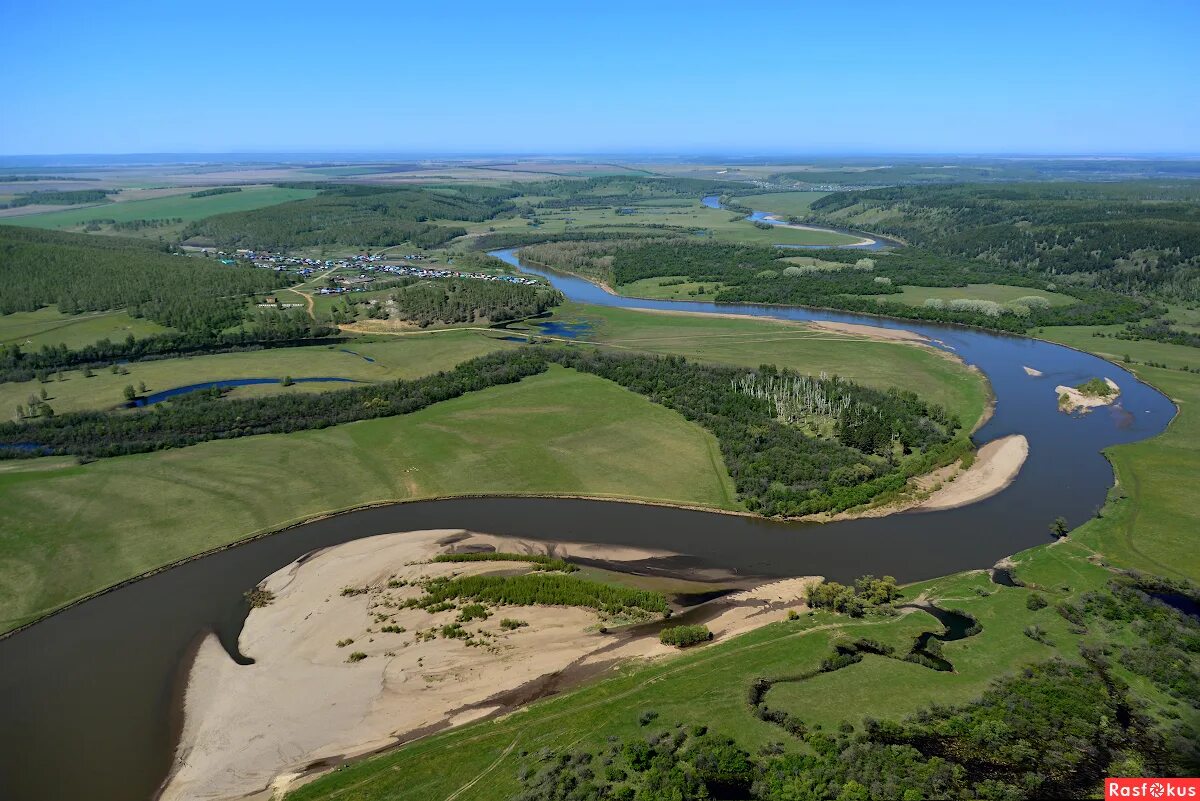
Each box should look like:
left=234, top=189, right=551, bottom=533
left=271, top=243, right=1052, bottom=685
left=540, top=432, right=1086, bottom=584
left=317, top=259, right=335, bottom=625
left=1106, top=778, right=1200, bottom=799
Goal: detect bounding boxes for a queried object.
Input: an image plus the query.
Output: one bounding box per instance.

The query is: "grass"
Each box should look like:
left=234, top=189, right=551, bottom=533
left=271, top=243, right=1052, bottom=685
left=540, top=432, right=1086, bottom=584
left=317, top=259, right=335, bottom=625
left=0, top=307, right=172, bottom=350
left=0, top=330, right=515, bottom=415
left=1036, top=327, right=1199, bottom=581
left=0, top=366, right=739, bottom=632
left=284, top=539, right=1135, bottom=801
left=731, top=191, right=830, bottom=217
left=617, top=276, right=725, bottom=301
left=540, top=303, right=988, bottom=429
left=875, top=283, right=1077, bottom=308
left=451, top=198, right=863, bottom=247
left=0, top=186, right=318, bottom=238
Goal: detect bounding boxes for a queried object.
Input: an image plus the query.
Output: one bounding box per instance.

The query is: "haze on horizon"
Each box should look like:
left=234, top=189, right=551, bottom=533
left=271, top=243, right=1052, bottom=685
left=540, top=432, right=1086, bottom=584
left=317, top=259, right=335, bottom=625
left=2, top=0, right=1198, bottom=157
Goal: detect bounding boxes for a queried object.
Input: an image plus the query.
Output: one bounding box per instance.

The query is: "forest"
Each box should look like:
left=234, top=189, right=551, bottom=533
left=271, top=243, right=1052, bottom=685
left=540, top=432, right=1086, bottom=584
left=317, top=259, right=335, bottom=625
left=807, top=183, right=1200, bottom=302
left=0, top=188, right=116, bottom=208
left=0, top=225, right=288, bottom=330
left=0, top=347, right=962, bottom=517
left=0, top=309, right=341, bottom=384
left=389, top=278, right=562, bottom=326
left=518, top=238, right=1155, bottom=333
left=181, top=184, right=519, bottom=249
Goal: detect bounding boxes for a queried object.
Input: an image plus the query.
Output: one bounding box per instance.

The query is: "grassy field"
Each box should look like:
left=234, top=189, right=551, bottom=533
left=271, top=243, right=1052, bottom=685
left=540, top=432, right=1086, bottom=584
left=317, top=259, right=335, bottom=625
left=537, top=304, right=988, bottom=428
left=0, top=330, right=515, bottom=416
left=0, top=185, right=318, bottom=237
left=1039, top=325, right=1200, bottom=582
left=450, top=198, right=863, bottom=247
left=0, top=307, right=172, bottom=350
left=0, top=366, right=739, bottom=632
left=287, top=536, right=1163, bottom=801
left=878, top=283, right=1077, bottom=308
left=731, top=191, right=830, bottom=216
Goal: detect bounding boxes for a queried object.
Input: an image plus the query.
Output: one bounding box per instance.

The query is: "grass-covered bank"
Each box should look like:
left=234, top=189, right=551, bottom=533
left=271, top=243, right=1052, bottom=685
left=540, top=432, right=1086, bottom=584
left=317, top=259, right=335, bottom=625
left=0, top=366, right=737, bottom=632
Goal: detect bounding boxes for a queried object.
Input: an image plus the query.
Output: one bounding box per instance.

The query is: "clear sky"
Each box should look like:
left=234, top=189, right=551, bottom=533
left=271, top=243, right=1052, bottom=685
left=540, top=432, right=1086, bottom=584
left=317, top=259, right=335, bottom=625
left=2, top=0, right=1197, bottom=156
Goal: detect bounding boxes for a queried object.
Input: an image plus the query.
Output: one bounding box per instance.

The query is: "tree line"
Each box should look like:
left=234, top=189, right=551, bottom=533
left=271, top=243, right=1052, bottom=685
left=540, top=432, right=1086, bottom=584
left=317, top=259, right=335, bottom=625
left=182, top=184, right=518, bottom=250
left=0, top=188, right=116, bottom=208
left=0, top=225, right=288, bottom=330
left=390, top=278, right=561, bottom=326
left=0, top=309, right=341, bottom=384
left=0, top=346, right=963, bottom=517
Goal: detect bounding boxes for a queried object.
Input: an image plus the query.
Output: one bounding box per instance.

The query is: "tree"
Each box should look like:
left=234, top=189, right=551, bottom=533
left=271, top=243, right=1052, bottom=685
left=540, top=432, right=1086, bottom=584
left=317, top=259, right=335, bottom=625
left=138, top=381, right=147, bottom=393
left=1050, top=516, right=1070, bottom=538
left=123, top=385, right=137, bottom=402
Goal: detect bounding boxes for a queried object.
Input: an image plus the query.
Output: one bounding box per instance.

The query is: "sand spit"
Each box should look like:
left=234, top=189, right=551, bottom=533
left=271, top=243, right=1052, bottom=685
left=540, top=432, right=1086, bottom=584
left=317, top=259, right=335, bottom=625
left=806, top=320, right=928, bottom=343
left=1023, top=366, right=1044, bottom=377
left=161, top=530, right=814, bottom=800
left=803, top=433, right=1028, bottom=522
left=1056, top=378, right=1120, bottom=413
left=914, top=434, right=1029, bottom=512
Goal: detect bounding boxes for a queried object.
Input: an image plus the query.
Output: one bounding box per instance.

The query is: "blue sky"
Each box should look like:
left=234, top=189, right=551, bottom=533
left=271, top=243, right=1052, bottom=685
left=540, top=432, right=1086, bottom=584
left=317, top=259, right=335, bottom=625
left=2, top=0, right=1197, bottom=155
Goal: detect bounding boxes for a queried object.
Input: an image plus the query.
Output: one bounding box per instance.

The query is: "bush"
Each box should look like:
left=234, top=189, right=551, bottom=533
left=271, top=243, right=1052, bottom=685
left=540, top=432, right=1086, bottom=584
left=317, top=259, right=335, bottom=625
left=659, top=624, right=713, bottom=648
left=1027, top=593, right=1049, bottom=611
left=345, top=651, right=368, bottom=663
left=500, top=618, right=527, bottom=630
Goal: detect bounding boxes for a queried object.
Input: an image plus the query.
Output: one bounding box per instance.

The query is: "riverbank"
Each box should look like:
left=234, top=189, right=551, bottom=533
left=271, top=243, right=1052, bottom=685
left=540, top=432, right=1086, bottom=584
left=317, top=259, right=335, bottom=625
left=160, top=529, right=819, bottom=800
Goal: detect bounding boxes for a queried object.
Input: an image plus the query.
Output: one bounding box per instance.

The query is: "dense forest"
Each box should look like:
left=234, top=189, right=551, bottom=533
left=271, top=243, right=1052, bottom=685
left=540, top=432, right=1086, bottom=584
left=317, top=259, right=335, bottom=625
left=519, top=238, right=1155, bottom=333
left=807, top=183, right=1200, bottom=302
left=0, top=347, right=962, bottom=516
left=181, top=184, right=518, bottom=249
left=517, top=176, right=746, bottom=209
left=0, top=188, right=116, bottom=208
left=515, top=574, right=1200, bottom=801
left=389, top=278, right=561, bottom=326
left=0, top=226, right=287, bottom=330
left=189, top=187, right=241, bottom=198
left=0, top=309, right=340, bottom=384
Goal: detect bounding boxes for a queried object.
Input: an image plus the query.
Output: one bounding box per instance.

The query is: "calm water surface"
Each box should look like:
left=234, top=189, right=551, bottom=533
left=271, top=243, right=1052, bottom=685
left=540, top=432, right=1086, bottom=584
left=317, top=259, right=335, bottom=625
left=0, top=242, right=1175, bottom=801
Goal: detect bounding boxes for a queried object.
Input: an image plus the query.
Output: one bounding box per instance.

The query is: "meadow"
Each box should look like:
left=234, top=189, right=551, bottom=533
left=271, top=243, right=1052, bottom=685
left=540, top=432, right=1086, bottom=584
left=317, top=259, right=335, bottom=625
left=879, top=283, right=1077, bottom=308
left=0, top=365, right=739, bottom=632
left=0, top=186, right=318, bottom=237
left=0, top=307, right=171, bottom=350
left=0, top=330, right=514, bottom=415
left=730, top=190, right=830, bottom=216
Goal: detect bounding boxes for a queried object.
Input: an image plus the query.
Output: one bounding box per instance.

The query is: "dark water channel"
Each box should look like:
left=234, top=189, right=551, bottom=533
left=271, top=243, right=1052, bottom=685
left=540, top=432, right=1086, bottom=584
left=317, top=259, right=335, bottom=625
left=0, top=237, right=1177, bottom=801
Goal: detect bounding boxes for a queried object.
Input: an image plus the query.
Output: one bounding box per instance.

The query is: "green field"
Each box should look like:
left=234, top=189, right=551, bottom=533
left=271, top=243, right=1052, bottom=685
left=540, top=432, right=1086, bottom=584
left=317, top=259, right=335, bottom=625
left=546, top=304, right=987, bottom=428
left=1039, top=326, right=1200, bottom=581
left=0, top=307, right=172, bottom=350
left=0, top=185, right=318, bottom=236
left=0, top=330, right=514, bottom=416
left=731, top=191, right=830, bottom=216
left=0, top=366, right=738, bottom=632
left=880, top=283, right=1077, bottom=308
left=451, top=198, right=863, bottom=247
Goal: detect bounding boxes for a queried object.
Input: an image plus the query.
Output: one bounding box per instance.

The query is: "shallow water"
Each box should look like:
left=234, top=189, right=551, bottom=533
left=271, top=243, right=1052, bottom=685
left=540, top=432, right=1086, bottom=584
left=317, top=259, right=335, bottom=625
left=0, top=244, right=1176, bottom=801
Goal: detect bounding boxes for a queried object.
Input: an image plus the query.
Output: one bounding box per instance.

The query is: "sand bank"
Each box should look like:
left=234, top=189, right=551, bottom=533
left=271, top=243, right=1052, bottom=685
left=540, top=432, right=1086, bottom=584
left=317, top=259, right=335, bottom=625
left=1023, top=366, right=1043, bottom=377
left=914, top=434, right=1029, bottom=511
left=160, top=530, right=814, bottom=800
left=803, top=433, right=1028, bottom=522
left=1056, top=378, right=1120, bottom=413
left=806, top=320, right=928, bottom=343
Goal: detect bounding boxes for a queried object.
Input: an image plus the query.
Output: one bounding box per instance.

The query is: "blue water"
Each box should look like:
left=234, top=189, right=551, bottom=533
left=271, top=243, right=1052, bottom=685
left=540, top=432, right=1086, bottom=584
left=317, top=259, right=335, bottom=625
left=131, top=377, right=358, bottom=406
left=491, top=246, right=1177, bottom=542
left=534, top=320, right=594, bottom=339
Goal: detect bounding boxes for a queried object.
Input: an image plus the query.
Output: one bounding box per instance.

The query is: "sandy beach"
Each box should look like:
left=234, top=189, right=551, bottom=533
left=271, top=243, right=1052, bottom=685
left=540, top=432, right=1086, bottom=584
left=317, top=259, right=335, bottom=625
left=160, top=530, right=818, bottom=800
left=914, top=434, right=1029, bottom=511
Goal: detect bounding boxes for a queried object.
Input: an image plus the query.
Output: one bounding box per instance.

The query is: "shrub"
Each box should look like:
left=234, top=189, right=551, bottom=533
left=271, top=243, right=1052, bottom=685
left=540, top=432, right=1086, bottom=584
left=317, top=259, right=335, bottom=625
left=244, top=587, right=276, bottom=608
left=659, top=624, right=713, bottom=647
left=457, top=603, right=490, bottom=622
left=1027, top=593, right=1048, bottom=611
left=335, top=638, right=354, bottom=648
left=346, top=651, right=368, bottom=663
left=500, top=618, right=527, bottom=630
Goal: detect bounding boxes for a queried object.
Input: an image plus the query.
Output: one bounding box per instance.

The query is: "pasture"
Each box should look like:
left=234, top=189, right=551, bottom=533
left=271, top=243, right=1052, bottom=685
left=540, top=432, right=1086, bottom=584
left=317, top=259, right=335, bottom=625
left=731, top=190, right=830, bottom=216
left=0, top=366, right=738, bottom=632
left=0, top=330, right=515, bottom=415
left=0, top=185, right=318, bottom=237
left=882, top=283, right=1077, bottom=308
left=0, top=307, right=172, bottom=350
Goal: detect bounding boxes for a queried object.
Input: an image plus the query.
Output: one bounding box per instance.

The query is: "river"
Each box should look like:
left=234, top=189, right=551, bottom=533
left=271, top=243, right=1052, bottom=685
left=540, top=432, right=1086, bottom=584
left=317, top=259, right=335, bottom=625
left=0, top=237, right=1176, bottom=801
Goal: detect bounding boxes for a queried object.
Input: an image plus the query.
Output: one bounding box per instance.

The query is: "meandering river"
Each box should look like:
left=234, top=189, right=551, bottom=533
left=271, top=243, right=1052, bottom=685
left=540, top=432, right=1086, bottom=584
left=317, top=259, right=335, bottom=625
left=0, top=237, right=1176, bottom=801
